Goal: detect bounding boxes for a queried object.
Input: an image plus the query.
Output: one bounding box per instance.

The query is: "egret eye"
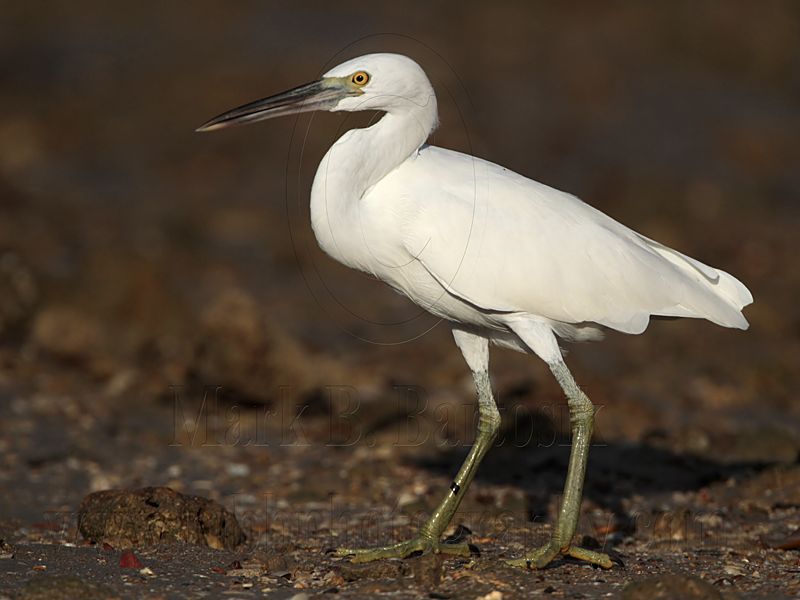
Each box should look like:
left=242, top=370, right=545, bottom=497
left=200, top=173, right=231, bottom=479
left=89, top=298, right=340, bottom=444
left=351, top=71, right=369, bottom=86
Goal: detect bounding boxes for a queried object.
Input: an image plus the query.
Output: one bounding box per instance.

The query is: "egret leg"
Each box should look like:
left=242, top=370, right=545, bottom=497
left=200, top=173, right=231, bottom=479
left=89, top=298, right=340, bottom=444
left=506, top=360, right=612, bottom=569
left=336, top=331, right=499, bottom=563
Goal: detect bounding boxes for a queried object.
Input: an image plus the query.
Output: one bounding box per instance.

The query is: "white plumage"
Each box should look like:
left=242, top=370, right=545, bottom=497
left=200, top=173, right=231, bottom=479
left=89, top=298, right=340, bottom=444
left=307, top=54, right=752, bottom=350
left=199, top=52, right=753, bottom=568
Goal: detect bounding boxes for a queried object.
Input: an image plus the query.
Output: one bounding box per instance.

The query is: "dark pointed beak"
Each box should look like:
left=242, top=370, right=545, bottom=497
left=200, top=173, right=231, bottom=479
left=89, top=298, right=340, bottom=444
left=196, top=78, right=349, bottom=132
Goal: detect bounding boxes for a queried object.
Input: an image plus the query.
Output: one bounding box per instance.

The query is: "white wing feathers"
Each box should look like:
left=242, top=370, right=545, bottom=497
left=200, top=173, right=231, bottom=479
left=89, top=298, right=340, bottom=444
left=387, top=146, right=751, bottom=334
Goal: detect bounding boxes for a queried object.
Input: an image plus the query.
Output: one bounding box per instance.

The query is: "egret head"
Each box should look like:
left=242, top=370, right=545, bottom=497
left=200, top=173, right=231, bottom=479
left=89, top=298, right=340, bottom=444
left=197, top=53, right=436, bottom=132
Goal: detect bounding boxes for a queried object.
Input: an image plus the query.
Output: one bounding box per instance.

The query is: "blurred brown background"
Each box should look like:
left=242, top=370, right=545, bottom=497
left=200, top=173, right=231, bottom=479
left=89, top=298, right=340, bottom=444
left=2, top=0, right=797, bottom=429
left=0, top=2, right=799, bottom=597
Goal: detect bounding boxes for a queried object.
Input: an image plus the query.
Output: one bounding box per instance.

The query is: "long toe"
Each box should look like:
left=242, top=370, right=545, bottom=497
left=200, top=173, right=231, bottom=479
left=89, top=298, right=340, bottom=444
left=335, top=537, right=473, bottom=563
left=506, top=542, right=613, bottom=570
left=504, top=541, right=560, bottom=569
left=566, top=546, right=613, bottom=569
left=335, top=538, right=427, bottom=563
left=436, top=542, right=472, bottom=557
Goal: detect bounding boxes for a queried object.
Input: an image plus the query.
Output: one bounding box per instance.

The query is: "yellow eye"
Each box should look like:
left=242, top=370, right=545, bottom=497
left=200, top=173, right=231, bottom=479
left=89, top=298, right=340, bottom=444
left=351, top=71, right=369, bottom=86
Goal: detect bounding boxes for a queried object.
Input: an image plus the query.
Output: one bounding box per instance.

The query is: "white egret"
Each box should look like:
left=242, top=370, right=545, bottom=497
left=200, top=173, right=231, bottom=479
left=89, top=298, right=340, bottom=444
left=198, top=53, right=753, bottom=569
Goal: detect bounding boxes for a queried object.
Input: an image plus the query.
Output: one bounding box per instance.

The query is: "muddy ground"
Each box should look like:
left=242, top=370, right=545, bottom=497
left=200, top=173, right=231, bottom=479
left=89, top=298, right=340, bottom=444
left=1, top=2, right=799, bottom=599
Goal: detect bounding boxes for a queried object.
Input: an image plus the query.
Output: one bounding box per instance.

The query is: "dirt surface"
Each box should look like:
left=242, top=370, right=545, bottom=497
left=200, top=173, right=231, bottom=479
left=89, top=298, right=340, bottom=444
left=1, top=2, right=800, bottom=599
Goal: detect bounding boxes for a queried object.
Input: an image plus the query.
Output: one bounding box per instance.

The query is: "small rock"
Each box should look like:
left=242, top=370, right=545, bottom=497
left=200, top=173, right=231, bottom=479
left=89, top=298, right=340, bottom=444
left=233, top=566, right=264, bottom=578
left=761, top=527, right=800, bottom=550
left=17, top=575, right=118, bottom=600
left=0, top=538, right=14, bottom=559
left=622, top=574, right=723, bottom=600
left=410, top=552, right=443, bottom=588
left=336, top=559, right=410, bottom=581
left=722, top=563, right=745, bottom=578
left=31, top=306, right=103, bottom=362
left=322, top=570, right=346, bottom=587
left=78, top=487, right=245, bottom=550
left=226, top=463, right=251, bottom=477
left=636, top=509, right=704, bottom=543
left=254, top=550, right=294, bottom=574
left=119, top=551, right=143, bottom=569
left=477, top=592, right=504, bottom=600
left=0, top=250, right=37, bottom=337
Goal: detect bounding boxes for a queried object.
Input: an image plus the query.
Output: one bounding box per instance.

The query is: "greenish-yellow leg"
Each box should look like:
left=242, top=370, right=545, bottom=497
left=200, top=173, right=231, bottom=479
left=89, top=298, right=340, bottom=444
left=336, top=331, right=499, bottom=562
left=506, top=360, right=612, bottom=569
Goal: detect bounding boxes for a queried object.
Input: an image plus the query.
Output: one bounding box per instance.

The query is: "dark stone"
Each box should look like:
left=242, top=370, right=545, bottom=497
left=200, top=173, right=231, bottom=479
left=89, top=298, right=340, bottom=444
left=622, top=574, right=723, bottom=600
left=0, top=538, right=14, bottom=559
left=760, top=527, right=800, bottom=550
left=410, top=552, right=443, bottom=588
left=253, top=549, right=295, bottom=574
left=77, top=487, right=245, bottom=550
left=18, top=575, right=118, bottom=600
left=336, top=559, right=411, bottom=581
left=0, top=250, right=37, bottom=339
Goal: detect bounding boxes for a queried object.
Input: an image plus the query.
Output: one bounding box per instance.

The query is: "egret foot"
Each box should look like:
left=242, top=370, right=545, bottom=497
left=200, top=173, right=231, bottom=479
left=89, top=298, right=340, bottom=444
left=335, top=536, right=472, bottom=563
left=505, top=540, right=613, bottom=570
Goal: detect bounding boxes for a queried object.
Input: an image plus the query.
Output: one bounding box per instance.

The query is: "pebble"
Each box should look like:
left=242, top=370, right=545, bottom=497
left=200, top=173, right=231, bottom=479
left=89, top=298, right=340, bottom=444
left=410, top=552, right=443, bottom=588
left=722, top=563, right=745, bottom=577
left=226, top=463, right=251, bottom=477
left=622, top=574, right=723, bottom=599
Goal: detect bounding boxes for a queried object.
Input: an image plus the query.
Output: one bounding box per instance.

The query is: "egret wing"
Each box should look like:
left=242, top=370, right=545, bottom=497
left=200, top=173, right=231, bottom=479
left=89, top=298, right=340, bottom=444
left=392, top=146, right=750, bottom=333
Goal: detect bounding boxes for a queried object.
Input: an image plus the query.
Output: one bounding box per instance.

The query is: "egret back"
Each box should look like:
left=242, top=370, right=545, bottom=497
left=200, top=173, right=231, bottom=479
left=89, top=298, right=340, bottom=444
left=366, top=145, right=752, bottom=335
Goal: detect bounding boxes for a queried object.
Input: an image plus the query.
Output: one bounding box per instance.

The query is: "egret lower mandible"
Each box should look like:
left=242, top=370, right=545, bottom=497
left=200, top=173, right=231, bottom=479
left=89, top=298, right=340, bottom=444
left=198, top=53, right=752, bottom=569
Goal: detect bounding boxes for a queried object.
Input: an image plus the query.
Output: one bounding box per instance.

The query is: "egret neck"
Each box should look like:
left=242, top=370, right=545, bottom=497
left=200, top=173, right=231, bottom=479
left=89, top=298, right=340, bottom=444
left=310, top=96, right=438, bottom=265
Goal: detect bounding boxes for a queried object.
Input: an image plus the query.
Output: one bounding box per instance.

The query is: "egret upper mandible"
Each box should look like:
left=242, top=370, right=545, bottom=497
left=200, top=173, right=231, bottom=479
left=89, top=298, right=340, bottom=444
left=198, top=53, right=753, bottom=569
